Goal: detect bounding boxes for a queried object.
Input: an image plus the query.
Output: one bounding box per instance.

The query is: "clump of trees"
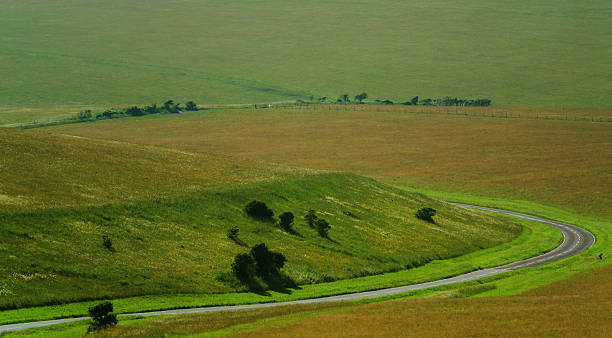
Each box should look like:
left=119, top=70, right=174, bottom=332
left=244, top=200, right=274, bottom=221
left=76, top=99, right=200, bottom=122
left=402, top=96, right=491, bottom=107
left=231, top=243, right=295, bottom=291
left=325, top=93, right=491, bottom=107
left=415, top=207, right=436, bottom=223
left=303, top=210, right=330, bottom=238
left=87, top=301, right=117, bottom=333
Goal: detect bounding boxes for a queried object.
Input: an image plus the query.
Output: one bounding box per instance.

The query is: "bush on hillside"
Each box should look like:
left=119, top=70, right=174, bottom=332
left=278, top=212, right=294, bottom=231
left=87, top=301, right=118, bottom=333
left=315, top=218, right=331, bottom=238
left=185, top=101, right=198, bottom=111
left=244, top=200, right=274, bottom=221
left=102, top=235, right=114, bottom=252
left=415, top=207, right=436, bottom=223
left=304, top=210, right=318, bottom=228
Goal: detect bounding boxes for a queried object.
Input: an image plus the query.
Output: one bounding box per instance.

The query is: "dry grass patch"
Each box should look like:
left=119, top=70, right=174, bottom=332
left=47, top=108, right=612, bottom=216
left=233, top=265, right=612, bottom=337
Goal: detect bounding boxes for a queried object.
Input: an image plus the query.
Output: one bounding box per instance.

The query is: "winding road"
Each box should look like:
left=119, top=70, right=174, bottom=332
left=0, top=204, right=595, bottom=334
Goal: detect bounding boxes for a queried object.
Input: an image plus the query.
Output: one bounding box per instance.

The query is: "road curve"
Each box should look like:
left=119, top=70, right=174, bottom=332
left=0, top=205, right=595, bottom=334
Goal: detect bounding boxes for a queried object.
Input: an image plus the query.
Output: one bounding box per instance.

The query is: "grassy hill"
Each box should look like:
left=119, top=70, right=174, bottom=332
left=0, top=127, right=297, bottom=212
left=1, top=0, right=611, bottom=108
left=46, top=107, right=612, bottom=217
left=0, top=128, right=522, bottom=310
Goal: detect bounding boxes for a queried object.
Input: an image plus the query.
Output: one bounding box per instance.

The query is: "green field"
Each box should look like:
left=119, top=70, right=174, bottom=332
left=0, top=128, right=529, bottom=318
left=1, top=0, right=611, bottom=108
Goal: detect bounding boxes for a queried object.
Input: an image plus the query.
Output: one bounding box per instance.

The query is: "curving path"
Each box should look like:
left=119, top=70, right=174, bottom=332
left=0, top=204, right=595, bottom=334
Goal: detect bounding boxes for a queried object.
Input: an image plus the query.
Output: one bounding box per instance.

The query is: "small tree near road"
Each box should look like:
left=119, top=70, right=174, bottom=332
left=87, top=301, right=118, bottom=333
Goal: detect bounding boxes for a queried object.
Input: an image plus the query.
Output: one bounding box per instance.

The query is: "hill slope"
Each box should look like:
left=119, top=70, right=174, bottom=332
left=0, top=129, right=521, bottom=309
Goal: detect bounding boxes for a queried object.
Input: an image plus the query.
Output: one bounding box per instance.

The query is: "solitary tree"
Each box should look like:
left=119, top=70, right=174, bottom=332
left=87, top=301, right=118, bottom=333
left=304, top=210, right=318, bottom=228
left=415, top=207, right=436, bottom=223
left=278, top=212, right=295, bottom=232
left=315, top=218, right=331, bottom=238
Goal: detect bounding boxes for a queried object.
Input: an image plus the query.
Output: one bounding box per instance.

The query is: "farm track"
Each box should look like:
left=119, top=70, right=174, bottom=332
left=0, top=204, right=595, bottom=334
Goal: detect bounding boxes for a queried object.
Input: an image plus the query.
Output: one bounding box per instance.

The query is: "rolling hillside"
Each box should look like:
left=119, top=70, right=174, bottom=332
left=0, top=128, right=521, bottom=310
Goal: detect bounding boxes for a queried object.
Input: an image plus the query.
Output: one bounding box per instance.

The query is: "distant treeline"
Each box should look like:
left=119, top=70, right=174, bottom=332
left=76, top=100, right=199, bottom=121
left=313, top=94, right=492, bottom=107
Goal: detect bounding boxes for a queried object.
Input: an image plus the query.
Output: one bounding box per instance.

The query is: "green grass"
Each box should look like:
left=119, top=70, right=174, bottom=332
left=0, top=208, right=558, bottom=325
left=1, top=0, right=611, bottom=108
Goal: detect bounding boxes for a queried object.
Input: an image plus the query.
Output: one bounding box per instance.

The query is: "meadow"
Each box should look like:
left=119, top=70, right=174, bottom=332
left=47, top=107, right=612, bottom=217
left=1, top=0, right=611, bottom=107
left=1, top=128, right=529, bottom=316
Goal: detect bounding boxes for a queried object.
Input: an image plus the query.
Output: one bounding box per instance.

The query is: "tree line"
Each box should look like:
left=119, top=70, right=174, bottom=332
left=76, top=100, right=199, bottom=121
left=312, top=94, right=491, bottom=107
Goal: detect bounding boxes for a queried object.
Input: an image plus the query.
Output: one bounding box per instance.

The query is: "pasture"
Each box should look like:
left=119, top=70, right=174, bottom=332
left=47, top=107, right=612, bottom=217
left=1, top=0, right=611, bottom=107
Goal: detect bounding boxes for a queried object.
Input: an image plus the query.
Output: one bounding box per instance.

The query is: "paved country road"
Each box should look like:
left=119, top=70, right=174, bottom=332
left=0, top=204, right=595, bottom=334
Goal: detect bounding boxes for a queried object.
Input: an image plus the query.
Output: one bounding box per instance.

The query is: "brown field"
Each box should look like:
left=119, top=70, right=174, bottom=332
left=47, top=108, right=612, bottom=216
left=96, top=265, right=612, bottom=337
left=291, top=104, right=612, bottom=122
left=0, top=128, right=296, bottom=211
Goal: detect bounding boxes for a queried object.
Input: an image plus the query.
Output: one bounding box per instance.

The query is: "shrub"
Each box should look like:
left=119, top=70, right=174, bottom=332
left=77, top=110, right=92, bottom=121
left=244, top=200, right=274, bottom=221
left=227, top=227, right=239, bottom=241
left=87, top=301, right=117, bottom=333
left=315, top=219, right=330, bottom=238
left=102, top=235, right=114, bottom=252
left=278, top=212, right=294, bottom=231
left=304, top=210, right=318, bottom=228
left=185, top=101, right=198, bottom=111
left=415, top=207, right=436, bottom=223
left=125, top=106, right=145, bottom=116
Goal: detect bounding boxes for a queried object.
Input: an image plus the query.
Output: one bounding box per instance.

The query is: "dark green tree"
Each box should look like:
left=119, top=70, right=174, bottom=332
left=87, top=301, right=118, bottom=333
left=354, top=92, right=368, bottom=104
left=231, top=253, right=256, bottom=285
left=315, top=218, right=330, bottom=238
left=278, top=212, right=295, bottom=231
left=304, top=210, right=318, bottom=228
left=341, top=94, right=350, bottom=104
left=411, top=96, right=419, bottom=105
left=185, top=101, right=198, bottom=111
left=244, top=200, right=274, bottom=221
left=415, top=207, right=436, bottom=223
